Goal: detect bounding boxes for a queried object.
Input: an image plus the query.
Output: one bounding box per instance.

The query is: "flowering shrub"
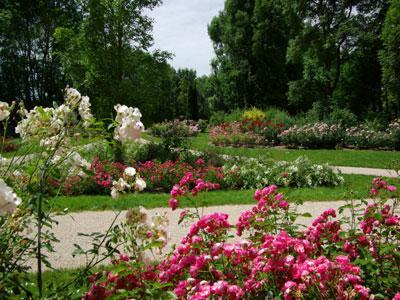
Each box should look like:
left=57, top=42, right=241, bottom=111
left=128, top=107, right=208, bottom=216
left=210, top=122, right=266, bottom=146
left=279, top=123, right=343, bottom=149
left=280, top=120, right=400, bottom=150
left=150, top=119, right=202, bottom=138
left=136, top=159, right=224, bottom=193
left=210, top=118, right=286, bottom=147
left=85, top=177, right=399, bottom=299
left=223, top=156, right=344, bottom=189
left=344, top=125, right=393, bottom=149
left=242, top=107, right=266, bottom=121
left=15, top=88, right=94, bottom=150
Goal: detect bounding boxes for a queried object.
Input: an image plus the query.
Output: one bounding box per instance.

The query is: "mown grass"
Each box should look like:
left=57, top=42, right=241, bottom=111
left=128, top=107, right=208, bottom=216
left=190, top=133, right=400, bottom=169
left=49, top=174, right=379, bottom=213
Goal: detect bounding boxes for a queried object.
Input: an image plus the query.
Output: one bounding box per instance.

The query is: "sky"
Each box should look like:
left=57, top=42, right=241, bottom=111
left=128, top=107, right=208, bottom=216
left=148, top=0, right=225, bottom=76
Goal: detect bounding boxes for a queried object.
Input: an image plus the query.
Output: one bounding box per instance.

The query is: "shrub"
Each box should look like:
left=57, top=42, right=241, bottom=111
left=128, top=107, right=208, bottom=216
left=149, top=119, right=201, bottom=138
left=344, top=125, right=393, bottom=149
left=327, top=107, right=358, bottom=127
left=242, top=107, right=266, bottom=121
left=264, top=107, right=294, bottom=127
left=209, top=109, right=244, bottom=126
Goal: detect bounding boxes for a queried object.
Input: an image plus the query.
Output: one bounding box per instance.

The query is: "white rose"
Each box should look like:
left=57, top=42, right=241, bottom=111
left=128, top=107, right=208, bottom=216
left=134, top=177, right=146, bottom=191
left=65, top=87, right=81, bottom=106
left=124, top=167, right=136, bottom=177
left=0, top=179, right=21, bottom=214
left=0, top=101, right=10, bottom=121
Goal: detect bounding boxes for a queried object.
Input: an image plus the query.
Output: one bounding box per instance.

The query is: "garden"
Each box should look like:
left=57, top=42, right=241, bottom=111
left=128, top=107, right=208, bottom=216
left=1, top=0, right=400, bottom=299
left=0, top=88, right=399, bottom=300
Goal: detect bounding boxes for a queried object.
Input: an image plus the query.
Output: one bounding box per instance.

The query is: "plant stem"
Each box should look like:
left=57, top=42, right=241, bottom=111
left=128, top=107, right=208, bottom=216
left=37, top=193, right=43, bottom=298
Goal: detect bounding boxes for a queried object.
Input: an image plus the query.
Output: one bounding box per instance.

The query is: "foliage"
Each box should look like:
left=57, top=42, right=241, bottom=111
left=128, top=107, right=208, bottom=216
left=208, top=109, right=244, bottom=126
left=210, top=122, right=266, bottom=146
left=344, top=125, right=393, bottom=150
left=242, top=107, right=266, bottom=121
left=208, top=0, right=294, bottom=110
left=286, top=0, right=386, bottom=116
left=149, top=119, right=201, bottom=138
left=380, top=0, right=400, bottom=117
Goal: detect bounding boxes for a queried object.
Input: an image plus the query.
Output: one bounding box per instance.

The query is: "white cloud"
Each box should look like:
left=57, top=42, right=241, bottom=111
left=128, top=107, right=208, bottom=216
left=148, top=0, right=225, bottom=76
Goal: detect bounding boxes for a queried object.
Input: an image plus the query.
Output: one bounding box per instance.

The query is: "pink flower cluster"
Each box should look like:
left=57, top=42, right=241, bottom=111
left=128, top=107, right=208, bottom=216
left=90, top=157, right=126, bottom=189
left=135, top=159, right=224, bottom=193
left=84, top=177, right=400, bottom=299
left=169, top=172, right=220, bottom=211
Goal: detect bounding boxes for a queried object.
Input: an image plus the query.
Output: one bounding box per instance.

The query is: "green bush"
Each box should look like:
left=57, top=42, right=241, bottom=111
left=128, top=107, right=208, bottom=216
left=209, top=109, right=244, bottom=126
left=327, top=107, right=358, bottom=127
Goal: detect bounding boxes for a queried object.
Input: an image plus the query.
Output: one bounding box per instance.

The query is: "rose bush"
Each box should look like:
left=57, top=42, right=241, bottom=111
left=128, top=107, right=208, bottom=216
left=84, top=175, right=399, bottom=299
left=279, top=123, right=344, bottom=149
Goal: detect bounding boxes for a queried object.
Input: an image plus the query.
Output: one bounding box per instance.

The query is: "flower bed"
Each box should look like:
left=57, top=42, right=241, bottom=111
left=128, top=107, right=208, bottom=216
left=280, top=120, right=400, bottom=150
left=209, top=119, right=286, bottom=147
left=55, top=155, right=342, bottom=196
left=223, top=156, right=344, bottom=189
left=149, top=119, right=202, bottom=138
left=84, top=176, right=399, bottom=299
left=279, top=123, right=343, bottom=149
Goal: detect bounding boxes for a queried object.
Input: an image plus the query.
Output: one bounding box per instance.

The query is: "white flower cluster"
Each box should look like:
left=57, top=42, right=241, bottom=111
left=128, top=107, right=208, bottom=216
left=51, top=152, right=92, bottom=178
left=114, top=104, right=144, bottom=142
left=223, top=156, right=344, bottom=189
left=0, top=179, right=21, bottom=214
left=388, top=119, right=400, bottom=134
left=0, top=101, right=11, bottom=121
left=111, top=166, right=146, bottom=199
left=15, top=88, right=93, bottom=150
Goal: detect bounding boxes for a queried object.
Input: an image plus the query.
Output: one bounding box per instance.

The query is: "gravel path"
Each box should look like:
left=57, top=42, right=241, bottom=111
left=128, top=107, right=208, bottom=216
left=333, top=166, right=398, bottom=178
left=28, top=199, right=373, bottom=271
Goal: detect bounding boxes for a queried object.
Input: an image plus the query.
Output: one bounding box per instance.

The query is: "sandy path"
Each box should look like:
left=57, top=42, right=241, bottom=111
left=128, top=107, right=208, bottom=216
left=28, top=199, right=370, bottom=270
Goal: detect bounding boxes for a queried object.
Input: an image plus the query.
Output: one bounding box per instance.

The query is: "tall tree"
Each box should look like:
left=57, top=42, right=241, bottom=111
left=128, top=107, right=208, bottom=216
left=208, top=0, right=297, bottom=110
left=380, top=0, right=400, bottom=117
left=0, top=0, right=81, bottom=107
left=54, top=0, right=162, bottom=118
left=287, top=0, right=387, bottom=116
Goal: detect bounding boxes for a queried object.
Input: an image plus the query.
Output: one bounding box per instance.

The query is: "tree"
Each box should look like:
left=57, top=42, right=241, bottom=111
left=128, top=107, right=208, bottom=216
left=208, top=0, right=296, bottom=110
left=0, top=0, right=81, bottom=108
left=287, top=0, right=387, bottom=116
left=54, top=0, right=162, bottom=118
left=380, top=0, right=400, bottom=117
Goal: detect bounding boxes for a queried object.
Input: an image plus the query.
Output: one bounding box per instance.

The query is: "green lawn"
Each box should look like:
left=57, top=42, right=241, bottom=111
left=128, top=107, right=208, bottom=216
left=50, top=174, right=378, bottom=213
left=190, top=133, right=400, bottom=169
